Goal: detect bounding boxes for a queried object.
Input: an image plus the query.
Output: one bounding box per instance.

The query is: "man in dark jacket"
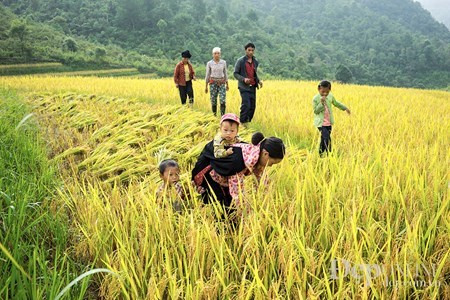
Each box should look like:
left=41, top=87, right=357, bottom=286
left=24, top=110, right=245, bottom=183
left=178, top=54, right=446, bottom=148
left=233, top=43, right=263, bottom=126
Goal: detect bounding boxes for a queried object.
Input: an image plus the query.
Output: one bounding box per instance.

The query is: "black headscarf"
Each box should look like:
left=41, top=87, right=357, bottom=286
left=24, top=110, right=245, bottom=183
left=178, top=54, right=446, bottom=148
left=181, top=50, right=192, bottom=58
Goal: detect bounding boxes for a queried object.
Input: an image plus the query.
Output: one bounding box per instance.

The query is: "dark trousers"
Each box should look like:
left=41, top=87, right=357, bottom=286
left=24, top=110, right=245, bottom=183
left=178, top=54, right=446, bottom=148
left=318, top=126, right=332, bottom=155
left=201, top=172, right=237, bottom=225
left=178, top=80, right=194, bottom=104
left=201, top=172, right=232, bottom=207
left=239, top=88, right=256, bottom=123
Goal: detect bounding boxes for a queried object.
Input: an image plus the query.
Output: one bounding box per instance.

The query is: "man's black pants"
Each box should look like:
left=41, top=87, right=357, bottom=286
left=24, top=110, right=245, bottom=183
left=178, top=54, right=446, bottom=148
left=239, top=87, right=256, bottom=123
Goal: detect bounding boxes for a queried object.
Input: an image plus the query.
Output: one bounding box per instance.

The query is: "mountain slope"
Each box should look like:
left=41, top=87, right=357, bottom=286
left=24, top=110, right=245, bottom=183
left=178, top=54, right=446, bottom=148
left=1, top=0, right=449, bottom=89
left=0, top=4, right=159, bottom=73
left=414, top=0, right=450, bottom=29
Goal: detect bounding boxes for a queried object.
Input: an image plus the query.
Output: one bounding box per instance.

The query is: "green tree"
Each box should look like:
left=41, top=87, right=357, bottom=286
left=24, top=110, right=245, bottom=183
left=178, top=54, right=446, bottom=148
left=172, top=13, right=192, bottom=32
left=1, top=0, right=449, bottom=88
left=95, top=47, right=107, bottom=61
left=157, top=19, right=168, bottom=44
left=422, top=40, right=434, bottom=65
left=10, top=19, right=29, bottom=58
left=63, top=37, right=78, bottom=52
left=247, top=9, right=258, bottom=21
left=50, top=15, right=67, bottom=31
left=116, top=0, right=144, bottom=30
left=335, top=64, right=353, bottom=83
left=215, top=4, right=228, bottom=23
left=191, top=0, right=207, bottom=20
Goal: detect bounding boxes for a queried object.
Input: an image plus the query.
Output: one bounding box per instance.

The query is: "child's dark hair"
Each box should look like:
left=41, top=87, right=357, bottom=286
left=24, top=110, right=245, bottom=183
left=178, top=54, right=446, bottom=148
left=245, top=42, right=256, bottom=50
left=159, top=159, right=179, bottom=174
left=251, top=132, right=285, bottom=159
left=251, top=132, right=265, bottom=145
left=318, top=80, right=331, bottom=90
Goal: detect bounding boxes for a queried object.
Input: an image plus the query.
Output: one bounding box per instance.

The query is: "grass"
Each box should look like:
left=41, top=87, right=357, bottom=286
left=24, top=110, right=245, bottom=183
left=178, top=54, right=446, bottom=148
left=0, top=63, right=146, bottom=78
left=0, top=62, right=63, bottom=69
left=18, top=88, right=448, bottom=299
left=0, top=88, right=98, bottom=299
left=0, top=62, right=67, bottom=76
left=0, top=76, right=448, bottom=299
left=37, top=68, right=141, bottom=77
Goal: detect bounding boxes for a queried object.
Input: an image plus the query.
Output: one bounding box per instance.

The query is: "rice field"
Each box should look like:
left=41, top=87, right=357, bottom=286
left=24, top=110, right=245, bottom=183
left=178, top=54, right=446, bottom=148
left=0, top=76, right=449, bottom=299
left=0, top=62, right=63, bottom=69
left=0, top=63, right=144, bottom=77
left=0, top=62, right=66, bottom=76
left=36, top=68, right=141, bottom=77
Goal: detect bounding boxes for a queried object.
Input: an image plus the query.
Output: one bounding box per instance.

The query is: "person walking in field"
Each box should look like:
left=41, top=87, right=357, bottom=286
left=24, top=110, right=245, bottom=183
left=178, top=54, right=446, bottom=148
left=174, top=50, right=196, bottom=107
left=313, top=80, right=351, bottom=156
left=205, top=47, right=229, bottom=116
left=233, top=43, right=263, bottom=127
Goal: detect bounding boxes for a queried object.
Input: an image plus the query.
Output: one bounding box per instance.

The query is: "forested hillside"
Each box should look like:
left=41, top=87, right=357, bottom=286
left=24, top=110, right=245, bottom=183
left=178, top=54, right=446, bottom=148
left=1, top=0, right=450, bottom=88
left=0, top=5, right=165, bottom=73
left=414, top=0, right=450, bottom=29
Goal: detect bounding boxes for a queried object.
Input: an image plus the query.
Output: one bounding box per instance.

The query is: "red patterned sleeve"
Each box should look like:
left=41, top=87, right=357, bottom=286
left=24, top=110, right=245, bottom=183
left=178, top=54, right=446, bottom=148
left=232, top=143, right=260, bottom=171
left=227, top=143, right=261, bottom=206
left=228, top=172, right=246, bottom=205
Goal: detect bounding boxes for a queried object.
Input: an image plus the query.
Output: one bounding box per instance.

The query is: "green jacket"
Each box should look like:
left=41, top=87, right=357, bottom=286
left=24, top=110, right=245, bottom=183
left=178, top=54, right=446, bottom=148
left=312, top=93, right=347, bottom=127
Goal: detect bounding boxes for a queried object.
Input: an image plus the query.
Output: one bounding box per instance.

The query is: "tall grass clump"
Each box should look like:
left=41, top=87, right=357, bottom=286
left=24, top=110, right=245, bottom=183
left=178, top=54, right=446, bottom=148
left=23, top=88, right=449, bottom=299
left=0, top=88, right=96, bottom=299
left=0, top=76, right=448, bottom=299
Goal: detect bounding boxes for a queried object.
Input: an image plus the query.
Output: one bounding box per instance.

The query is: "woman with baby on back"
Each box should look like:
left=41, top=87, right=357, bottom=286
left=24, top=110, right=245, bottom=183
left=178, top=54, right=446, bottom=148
left=192, top=113, right=285, bottom=216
